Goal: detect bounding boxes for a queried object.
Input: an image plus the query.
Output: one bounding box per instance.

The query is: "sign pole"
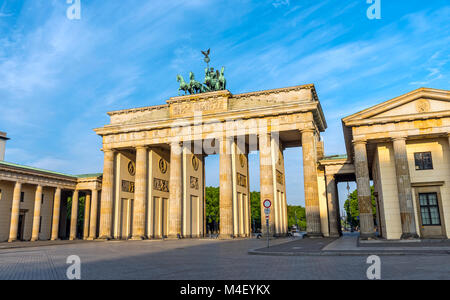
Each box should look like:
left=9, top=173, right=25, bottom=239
left=263, top=199, right=272, bottom=248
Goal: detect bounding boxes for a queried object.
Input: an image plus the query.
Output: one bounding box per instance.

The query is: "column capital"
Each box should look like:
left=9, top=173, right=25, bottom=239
left=300, top=128, right=315, bottom=134
left=135, top=145, right=149, bottom=150
left=352, top=139, right=367, bottom=146
left=392, top=136, right=407, bottom=142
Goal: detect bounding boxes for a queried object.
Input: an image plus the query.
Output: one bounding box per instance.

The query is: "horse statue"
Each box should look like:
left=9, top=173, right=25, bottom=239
left=176, top=74, right=190, bottom=95
left=217, top=67, right=226, bottom=90
left=188, top=72, right=204, bottom=94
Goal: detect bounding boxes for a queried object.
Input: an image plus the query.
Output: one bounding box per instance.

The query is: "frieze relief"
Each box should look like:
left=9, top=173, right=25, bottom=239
left=190, top=176, right=199, bottom=190
left=153, top=178, right=169, bottom=192
left=237, top=173, right=247, bottom=188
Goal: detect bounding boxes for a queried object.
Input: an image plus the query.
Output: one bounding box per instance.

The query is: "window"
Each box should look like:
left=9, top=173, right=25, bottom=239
left=419, top=193, right=441, bottom=226
left=20, top=192, right=25, bottom=202
left=39, top=216, right=42, bottom=233
left=414, top=152, right=433, bottom=170
left=41, top=193, right=44, bottom=204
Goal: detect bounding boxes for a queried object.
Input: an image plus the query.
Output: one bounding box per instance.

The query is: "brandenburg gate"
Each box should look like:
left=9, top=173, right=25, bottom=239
left=94, top=84, right=327, bottom=239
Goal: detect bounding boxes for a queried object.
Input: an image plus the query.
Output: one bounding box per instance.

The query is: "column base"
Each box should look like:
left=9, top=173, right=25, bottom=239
left=359, top=232, right=377, bottom=240
left=50, top=238, right=60, bottom=241
left=218, top=234, right=234, bottom=240
left=7, top=238, right=17, bottom=243
left=69, top=237, right=76, bottom=241
left=401, top=233, right=419, bottom=240
left=303, top=232, right=323, bottom=238
left=167, top=234, right=183, bottom=239
left=97, top=236, right=112, bottom=241
left=86, top=237, right=96, bottom=241
left=130, top=235, right=147, bottom=241
left=30, top=238, right=39, bottom=242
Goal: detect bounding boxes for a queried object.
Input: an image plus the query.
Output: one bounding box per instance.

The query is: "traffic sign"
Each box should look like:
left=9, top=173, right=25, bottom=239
left=263, top=199, right=272, bottom=209
left=264, top=208, right=270, bottom=216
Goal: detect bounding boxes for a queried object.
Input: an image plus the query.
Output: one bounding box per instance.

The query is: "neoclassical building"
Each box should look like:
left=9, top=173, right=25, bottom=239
left=94, top=85, right=326, bottom=239
left=0, top=140, right=102, bottom=242
left=318, top=87, right=450, bottom=239
left=0, top=86, right=448, bottom=243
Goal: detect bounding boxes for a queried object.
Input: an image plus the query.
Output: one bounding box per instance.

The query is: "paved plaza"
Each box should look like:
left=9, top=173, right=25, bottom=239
left=0, top=238, right=448, bottom=280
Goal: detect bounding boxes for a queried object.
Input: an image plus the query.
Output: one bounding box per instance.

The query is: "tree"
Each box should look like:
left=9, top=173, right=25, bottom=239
left=205, top=186, right=220, bottom=223
left=250, top=191, right=261, bottom=231
left=287, top=205, right=306, bottom=230
left=344, top=186, right=377, bottom=229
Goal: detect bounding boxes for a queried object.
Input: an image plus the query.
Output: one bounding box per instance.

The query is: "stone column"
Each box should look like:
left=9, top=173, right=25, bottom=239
left=168, top=142, right=182, bottom=238
left=325, top=175, right=340, bottom=237
left=99, top=149, right=115, bottom=240
left=302, top=129, right=322, bottom=237
left=88, top=189, right=99, bottom=240
left=132, top=146, right=148, bottom=240
left=219, top=136, right=234, bottom=239
left=259, top=133, right=275, bottom=236
left=69, top=190, right=79, bottom=240
left=353, top=140, right=375, bottom=239
left=392, top=137, right=418, bottom=238
left=8, top=182, right=22, bottom=242
left=83, top=193, right=91, bottom=240
left=31, top=185, right=43, bottom=242
left=51, top=187, right=62, bottom=241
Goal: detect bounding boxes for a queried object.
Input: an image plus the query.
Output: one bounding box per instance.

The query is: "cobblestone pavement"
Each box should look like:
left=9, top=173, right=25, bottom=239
left=0, top=238, right=448, bottom=280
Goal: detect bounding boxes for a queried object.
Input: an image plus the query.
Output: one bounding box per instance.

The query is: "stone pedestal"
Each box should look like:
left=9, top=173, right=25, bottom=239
left=302, top=129, right=322, bottom=237
left=8, top=182, right=22, bottom=242
left=51, top=188, right=62, bottom=241
left=132, top=146, right=148, bottom=240
left=168, top=143, right=182, bottom=238
left=219, top=137, right=234, bottom=239
left=31, top=185, right=43, bottom=242
left=99, top=150, right=115, bottom=240
left=69, top=190, right=79, bottom=240
left=353, top=140, right=375, bottom=239
left=392, top=137, right=418, bottom=239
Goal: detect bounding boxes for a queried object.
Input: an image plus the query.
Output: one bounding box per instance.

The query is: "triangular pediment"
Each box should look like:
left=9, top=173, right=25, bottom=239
left=342, top=88, right=450, bottom=125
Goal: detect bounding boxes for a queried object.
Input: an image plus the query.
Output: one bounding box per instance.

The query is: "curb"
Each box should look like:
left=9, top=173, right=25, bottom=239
left=248, top=249, right=450, bottom=256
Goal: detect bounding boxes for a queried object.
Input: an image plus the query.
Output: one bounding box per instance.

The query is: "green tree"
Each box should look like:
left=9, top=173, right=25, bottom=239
left=287, top=205, right=306, bottom=230
left=250, top=191, right=261, bottom=231
left=344, top=186, right=376, bottom=228
left=205, top=186, right=220, bottom=223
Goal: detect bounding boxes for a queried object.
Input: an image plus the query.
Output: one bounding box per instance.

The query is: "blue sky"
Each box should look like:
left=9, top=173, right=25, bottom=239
left=0, top=0, right=449, bottom=209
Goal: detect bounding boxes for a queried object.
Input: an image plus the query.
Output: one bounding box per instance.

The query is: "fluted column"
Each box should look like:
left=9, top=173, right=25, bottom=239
left=259, top=133, right=275, bottom=236
left=83, top=193, right=91, bottom=240
left=69, top=190, right=79, bottom=240
left=51, top=187, right=62, bottom=241
left=302, top=129, right=322, bottom=237
left=326, top=175, right=340, bottom=237
left=8, top=182, right=22, bottom=242
left=353, top=140, right=375, bottom=239
left=220, top=136, right=234, bottom=239
left=392, top=137, right=418, bottom=238
left=99, top=149, right=115, bottom=240
left=168, top=142, right=182, bottom=238
left=88, top=189, right=98, bottom=240
left=132, top=146, right=148, bottom=240
left=31, top=185, right=43, bottom=242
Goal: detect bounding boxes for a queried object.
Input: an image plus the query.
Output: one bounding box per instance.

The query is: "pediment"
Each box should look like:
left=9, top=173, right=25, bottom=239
left=343, top=88, right=450, bottom=125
